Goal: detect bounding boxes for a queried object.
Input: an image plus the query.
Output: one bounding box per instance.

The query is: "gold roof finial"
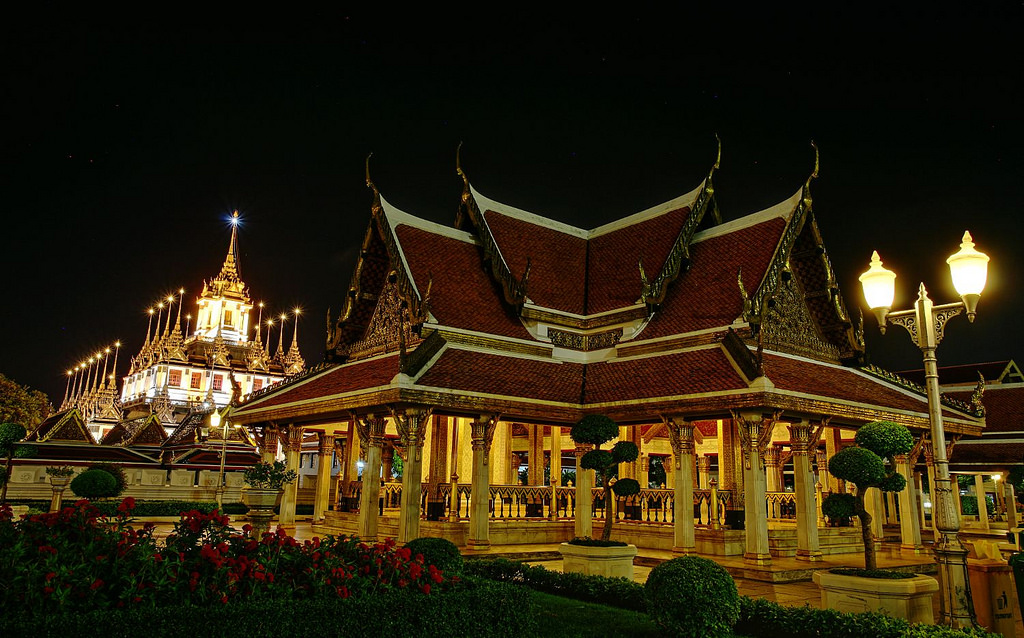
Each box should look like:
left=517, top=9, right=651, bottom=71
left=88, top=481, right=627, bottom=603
left=713, top=133, right=721, bottom=173
left=365, top=153, right=378, bottom=194
left=811, top=140, right=819, bottom=179
left=456, top=141, right=469, bottom=188
left=803, top=141, right=819, bottom=207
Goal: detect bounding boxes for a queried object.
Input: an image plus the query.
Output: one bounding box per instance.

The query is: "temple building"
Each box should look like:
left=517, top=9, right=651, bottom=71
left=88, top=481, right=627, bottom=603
left=113, top=211, right=305, bottom=437
left=6, top=212, right=308, bottom=497
left=229, top=151, right=987, bottom=562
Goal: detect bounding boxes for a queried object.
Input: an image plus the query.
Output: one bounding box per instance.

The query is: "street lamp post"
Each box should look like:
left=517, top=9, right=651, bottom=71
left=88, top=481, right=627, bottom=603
left=211, top=409, right=228, bottom=509
left=859, top=231, right=989, bottom=628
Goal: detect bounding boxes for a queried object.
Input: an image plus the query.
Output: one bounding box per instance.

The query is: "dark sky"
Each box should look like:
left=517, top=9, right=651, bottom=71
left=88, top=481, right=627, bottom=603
left=5, top=8, right=1023, bottom=404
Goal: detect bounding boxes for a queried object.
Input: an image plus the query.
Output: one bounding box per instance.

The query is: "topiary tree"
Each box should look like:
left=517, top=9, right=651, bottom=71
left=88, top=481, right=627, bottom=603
left=570, top=414, right=640, bottom=541
left=404, top=537, right=464, bottom=576
left=827, top=420, right=913, bottom=570
left=0, top=422, right=28, bottom=505
left=645, top=556, right=739, bottom=637
left=85, top=462, right=128, bottom=498
left=70, top=468, right=119, bottom=500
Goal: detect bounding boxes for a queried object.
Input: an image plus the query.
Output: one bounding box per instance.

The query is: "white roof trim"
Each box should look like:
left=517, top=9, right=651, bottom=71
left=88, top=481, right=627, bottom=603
left=690, top=188, right=802, bottom=245
left=469, top=182, right=705, bottom=240
left=381, top=195, right=479, bottom=244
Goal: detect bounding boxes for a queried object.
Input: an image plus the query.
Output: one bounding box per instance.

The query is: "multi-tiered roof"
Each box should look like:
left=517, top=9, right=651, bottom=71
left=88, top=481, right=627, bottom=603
left=232, top=151, right=985, bottom=435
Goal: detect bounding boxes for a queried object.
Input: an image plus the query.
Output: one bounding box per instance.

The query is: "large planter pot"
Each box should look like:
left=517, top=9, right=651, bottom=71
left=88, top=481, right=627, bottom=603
left=813, top=571, right=939, bottom=624
left=559, top=542, right=638, bottom=580
left=242, top=488, right=283, bottom=510
left=241, top=488, right=282, bottom=537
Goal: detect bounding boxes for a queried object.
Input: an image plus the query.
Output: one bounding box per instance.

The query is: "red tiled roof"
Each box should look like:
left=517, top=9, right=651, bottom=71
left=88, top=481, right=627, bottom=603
left=951, top=442, right=1024, bottom=466
left=948, top=385, right=1024, bottom=434
left=763, top=353, right=964, bottom=418
left=694, top=419, right=719, bottom=437
left=415, top=348, right=584, bottom=404
left=483, top=210, right=588, bottom=314
left=585, top=348, right=746, bottom=404
left=586, top=207, right=691, bottom=314
left=638, top=217, right=788, bottom=340
left=243, top=355, right=401, bottom=410
left=395, top=225, right=532, bottom=340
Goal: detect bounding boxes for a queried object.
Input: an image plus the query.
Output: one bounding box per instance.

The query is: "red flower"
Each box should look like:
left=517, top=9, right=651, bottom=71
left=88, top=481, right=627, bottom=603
left=420, top=584, right=431, bottom=595
left=117, top=497, right=136, bottom=513
left=90, top=579, right=104, bottom=590
left=45, top=572, right=56, bottom=582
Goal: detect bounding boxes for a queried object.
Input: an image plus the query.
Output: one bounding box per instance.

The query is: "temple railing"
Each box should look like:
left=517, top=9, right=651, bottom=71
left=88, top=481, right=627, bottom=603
left=766, top=491, right=798, bottom=521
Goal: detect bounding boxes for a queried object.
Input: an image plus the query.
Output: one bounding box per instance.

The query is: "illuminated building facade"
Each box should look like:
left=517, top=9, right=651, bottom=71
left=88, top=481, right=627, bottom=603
left=118, top=212, right=305, bottom=434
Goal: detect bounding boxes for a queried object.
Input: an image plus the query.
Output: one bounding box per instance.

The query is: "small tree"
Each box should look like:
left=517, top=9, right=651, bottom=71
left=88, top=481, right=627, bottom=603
left=570, top=414, right=640, bottom=541
left=0, top=423, right=28, bottom=505
left=828, top=420, right=913, bottom=570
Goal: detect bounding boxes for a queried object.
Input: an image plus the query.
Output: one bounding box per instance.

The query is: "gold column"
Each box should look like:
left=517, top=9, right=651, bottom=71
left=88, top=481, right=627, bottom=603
left=468, top=415, right=498, bottom=550
left=357, top=415, right=386, bottom=541
left=789, top=422, right=822, bottom=562
left=667, top=418, right=696, bottom=555
left=313, top=432, right=335, bottom=522
left=279, top=425, right=302, bottom=527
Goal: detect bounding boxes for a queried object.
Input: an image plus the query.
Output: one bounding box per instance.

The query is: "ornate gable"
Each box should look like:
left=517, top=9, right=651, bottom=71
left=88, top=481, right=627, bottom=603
left=32, top=409, right=96, bottom=444
left=327, top=165, right=429, bottom=362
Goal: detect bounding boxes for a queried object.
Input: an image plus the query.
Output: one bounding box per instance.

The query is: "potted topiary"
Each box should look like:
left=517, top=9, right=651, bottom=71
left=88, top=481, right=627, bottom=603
left=559, top=414, right=641, bottom=578
left=812, top=420, right=938, bottom=623
left=70, top=468, right=120, bottom=500
left=241, top=460, right=297, bottom=536
left=820, top=492, right=856, bottom=527
left=45, top=466, right=75, bottom=512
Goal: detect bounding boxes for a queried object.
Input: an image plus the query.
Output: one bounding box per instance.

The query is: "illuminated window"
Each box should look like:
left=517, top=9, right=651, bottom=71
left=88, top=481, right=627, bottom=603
left=253, top=378, right=263, bottom=391
left=224, top=310, right=233, bottom=326
left=168, top=370, right=182, bottom=387
left=190, top=373, right=201, bottom=389
left=213, top=375, right=223, bottom=391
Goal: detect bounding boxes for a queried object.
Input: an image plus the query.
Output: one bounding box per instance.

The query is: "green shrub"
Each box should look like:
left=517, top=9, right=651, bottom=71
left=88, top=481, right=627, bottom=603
left=85, top=462, right=129, bottom=497
left=70, top=469, right=118, bottom=499
left=405, top=537, right=464, bottom=576
left=644, top=556, right=739, bottom=638
left=735, top=596, right=999, bottom=638
left=0, top=578, right=537, bottom=638
left=820, top=493, right=856, bottom=522
left=464, top=557, right=646, bottom=611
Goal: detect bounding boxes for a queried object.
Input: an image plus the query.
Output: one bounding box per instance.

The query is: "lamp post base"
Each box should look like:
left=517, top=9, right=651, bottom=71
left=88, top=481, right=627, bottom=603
left=934, top=534, right=975, bottom=628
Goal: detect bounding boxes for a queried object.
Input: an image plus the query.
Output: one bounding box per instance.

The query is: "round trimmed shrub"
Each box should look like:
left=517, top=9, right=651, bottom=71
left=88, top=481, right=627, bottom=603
left=70, top=469, right=118, bottom=499
left=854, top=420, right=914, bottom=458
left=570, top=414, right=618, bottom=446
left=86, top=462, right=128, bottom=497
left=405, top=537, right=464, bottom=576
left=827, top=446, right=884, bottom=486
left=821, top=492, right=856, bottom=522
left=645, top=556, right=739, bottom=637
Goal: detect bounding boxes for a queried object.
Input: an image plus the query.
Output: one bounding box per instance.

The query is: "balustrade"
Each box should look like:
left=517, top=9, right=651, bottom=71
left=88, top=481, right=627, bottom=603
left=765, top=491, right=798, bottom=521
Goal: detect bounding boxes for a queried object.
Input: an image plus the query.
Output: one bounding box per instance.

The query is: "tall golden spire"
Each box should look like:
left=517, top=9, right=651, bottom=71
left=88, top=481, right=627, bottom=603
left=173, top=288, right=185, bottom=335
left=216, top=211, right=242, bottom=283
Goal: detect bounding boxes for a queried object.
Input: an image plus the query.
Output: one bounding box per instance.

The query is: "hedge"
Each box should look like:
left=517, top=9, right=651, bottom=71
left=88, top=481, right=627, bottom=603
left=463, top=558, right=645, bottom=611
left=0, top=577, right=536, bottom=638
left=734, top=596, right=1000, bottom=638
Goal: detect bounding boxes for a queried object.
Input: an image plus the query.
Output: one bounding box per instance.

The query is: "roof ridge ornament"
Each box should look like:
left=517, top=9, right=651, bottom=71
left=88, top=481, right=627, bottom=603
left=803, top=140, right=819, bottom=208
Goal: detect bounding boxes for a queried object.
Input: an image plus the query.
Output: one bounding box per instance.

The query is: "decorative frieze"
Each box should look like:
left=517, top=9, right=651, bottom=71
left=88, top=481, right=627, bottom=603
left=549, top=328, right=622, bottom=351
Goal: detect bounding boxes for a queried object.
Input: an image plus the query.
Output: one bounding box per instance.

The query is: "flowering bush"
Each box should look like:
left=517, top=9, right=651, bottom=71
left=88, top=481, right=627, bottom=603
left=0, top=498, right=447, bottom=616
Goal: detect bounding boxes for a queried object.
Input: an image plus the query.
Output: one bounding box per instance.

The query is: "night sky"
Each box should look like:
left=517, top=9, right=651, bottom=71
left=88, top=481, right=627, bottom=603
left=5, top=8, right=1023, bottom=404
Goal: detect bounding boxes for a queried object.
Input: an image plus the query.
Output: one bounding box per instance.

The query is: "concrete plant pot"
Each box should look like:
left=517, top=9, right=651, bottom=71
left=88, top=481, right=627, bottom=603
left=559, top=542, right=638, bottom=580
left=813, top=570, right=939, bottom=624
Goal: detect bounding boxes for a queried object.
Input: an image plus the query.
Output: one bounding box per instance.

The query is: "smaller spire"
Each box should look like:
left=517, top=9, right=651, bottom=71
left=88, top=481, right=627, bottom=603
left=275, top=312, right=287, bottom=360
left=216, top=211, right=242, bottom=283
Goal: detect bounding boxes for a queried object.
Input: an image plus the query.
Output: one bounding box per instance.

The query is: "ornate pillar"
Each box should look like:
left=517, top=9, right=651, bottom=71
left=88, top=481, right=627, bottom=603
left=864, top=486, right=884, bottom=540
left=468, top=414, right=498, bottom=550
left=667, top=418, right=696, bottom=555
left=815, top=449, right=828, bottom=490
left=639, top=454, right=649, bottom=490
left=736, top=411, right=771, bottom=565
left=549, top=426, right=562, bottom=485
left=357, top=414, right=386, bottom=541
left=915, top=473, right=927, bottom=535
left=790, top=422, right=822, bottom=561
left=334, top=437, right=348, bottom=509
left=261, top=426, right=279, bottom=464
left=823, top=428, right=842, bottom=493
left=1006, top=484, right=1019, bottom=528
left=313, top=432, right=335, bottom=521
left=279, top=425, right=303, bottom=526
left=528, top=424, right=545, bottom=486
left=490, top=420, right=511, bottom=484
left=974, top=475, right=989, bottom=531
left=396, top=408, right=431, bottom=544
left=895, top=454, right=924, bottom=552
left=574, top=443, right=593, bottom=538
left=951, top=474, right=963, bottom=520
left=425, top=414, right=448, bottom=520
left=719, top=417, right=743, bottom=508
left=697, top=455, right=711, bottom=490
left=764, top=445, right=783, bottom=492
